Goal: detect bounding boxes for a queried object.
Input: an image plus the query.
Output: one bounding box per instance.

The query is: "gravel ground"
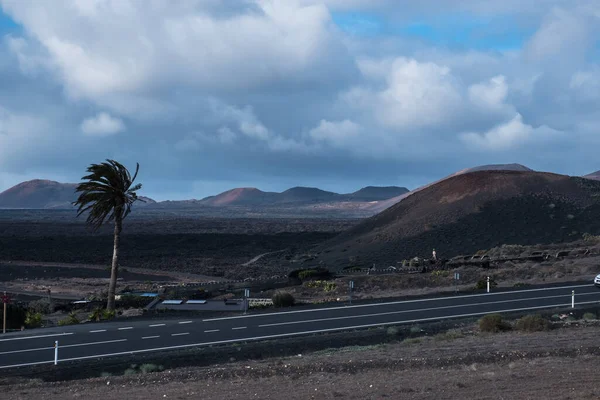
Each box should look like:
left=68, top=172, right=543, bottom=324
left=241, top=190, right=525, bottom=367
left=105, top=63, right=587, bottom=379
left=4, top=324, right=600, bottom=399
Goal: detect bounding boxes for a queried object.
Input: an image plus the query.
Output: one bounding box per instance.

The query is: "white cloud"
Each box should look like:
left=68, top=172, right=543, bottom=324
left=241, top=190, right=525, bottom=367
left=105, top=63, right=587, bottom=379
left=80, top=112, right=125, bottom=136
left=459, top=113, right=560, bottom=151
left=468, top=75, right=509, bottom=111
left=309, top=119, right=361, bottom=143
left=1, top=0, right=349, bottom=105
left=344, top=57, right=463, bottom=130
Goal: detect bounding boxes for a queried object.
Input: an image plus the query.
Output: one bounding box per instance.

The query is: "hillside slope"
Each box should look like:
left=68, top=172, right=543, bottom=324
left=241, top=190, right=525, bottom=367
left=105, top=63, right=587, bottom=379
left=366, top=163, right=533, bottom=214
left=584, top=171, right=600, bottom=181
left=317, top=171, right=600, bottom=267
left=0, top=180, right=155, bottom=209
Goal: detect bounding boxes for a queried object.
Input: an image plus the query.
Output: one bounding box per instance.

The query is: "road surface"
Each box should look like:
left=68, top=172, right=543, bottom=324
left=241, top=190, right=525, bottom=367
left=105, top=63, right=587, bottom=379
left=1, top=283, right=598, bottom=369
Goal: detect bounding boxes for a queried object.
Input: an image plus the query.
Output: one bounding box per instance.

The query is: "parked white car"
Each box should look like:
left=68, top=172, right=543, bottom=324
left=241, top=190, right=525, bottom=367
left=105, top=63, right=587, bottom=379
left=594, top=274, right=600, bottom=287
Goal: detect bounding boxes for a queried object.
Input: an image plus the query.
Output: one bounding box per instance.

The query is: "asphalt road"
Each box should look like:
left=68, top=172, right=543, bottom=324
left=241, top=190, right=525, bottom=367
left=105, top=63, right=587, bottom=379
left=1, top=283, right=599, bottom=369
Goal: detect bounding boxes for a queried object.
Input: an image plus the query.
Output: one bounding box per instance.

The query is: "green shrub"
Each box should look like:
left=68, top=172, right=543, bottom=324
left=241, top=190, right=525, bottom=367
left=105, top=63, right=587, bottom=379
left=28, top=299, right=51, bottom=314
left=272, top=291, right=295, bottom=308
left=386, top=326, right=399, bottom=336
left=123, top=368, right=138, bottom=376
left=24, top=311, right=43, bottom=328
left=479, top=313, right=509, bottom=332
left=58, top=312, right=79, bottom=326
left=139, top=363, right=164, bottom=374
left=515, top=314, right=550, bottom=332
left=583, top=312, right=597, bottom=320
left=102, top=309, right=116, bottom=320
left=410, top=325, right=422, bottom=335
left=89, top=307, right=102, bottom=322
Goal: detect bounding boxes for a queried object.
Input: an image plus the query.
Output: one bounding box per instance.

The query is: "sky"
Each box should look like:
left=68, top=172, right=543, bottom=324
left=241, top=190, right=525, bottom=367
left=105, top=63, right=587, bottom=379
left=0, top=0, right=599, bottom=201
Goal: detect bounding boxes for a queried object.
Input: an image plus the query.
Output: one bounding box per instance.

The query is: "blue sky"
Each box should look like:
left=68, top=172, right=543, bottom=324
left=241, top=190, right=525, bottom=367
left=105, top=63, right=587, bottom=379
left=0, top=1, right=598, bottom=201
left=0, top=9, right=17, bottom=35
left=332, top=11, right=535, bottom=51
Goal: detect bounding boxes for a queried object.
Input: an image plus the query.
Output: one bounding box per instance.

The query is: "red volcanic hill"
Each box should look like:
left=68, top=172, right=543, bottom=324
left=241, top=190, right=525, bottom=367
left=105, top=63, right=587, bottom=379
left=201, top=188, right=278, bottom=206
left=584, top=170, right=600, bottom=181
left=0, top=179, right=155, bottom=209
left=366, top=163, right=534, bottom=214
left=317, top=170, right=600, bottom=266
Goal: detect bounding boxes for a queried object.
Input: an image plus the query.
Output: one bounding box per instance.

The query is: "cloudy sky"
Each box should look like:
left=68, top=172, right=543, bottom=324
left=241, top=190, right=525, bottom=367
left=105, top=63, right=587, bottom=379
left=0, top=0, right=599, bottom=201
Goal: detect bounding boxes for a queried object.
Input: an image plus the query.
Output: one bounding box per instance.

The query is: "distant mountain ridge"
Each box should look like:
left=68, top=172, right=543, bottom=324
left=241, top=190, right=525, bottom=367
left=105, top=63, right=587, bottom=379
left=0, top=180, right=408, bottom=211
left=584, top=170, right=600, bottom=181
left=0, top=179, right=156, bottom=210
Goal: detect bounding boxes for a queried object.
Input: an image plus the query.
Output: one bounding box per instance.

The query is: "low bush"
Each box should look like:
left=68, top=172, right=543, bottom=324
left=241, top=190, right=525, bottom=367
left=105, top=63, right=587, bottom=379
left=479, top=313, right=509, bottom=332
left=139, top=363, right=164, bottom=374
left=58, top=312, right=79, bottom=326
left=24, top=311, right=43, bottom=328
left=583, top=312, right=597, bottom=320
left=515, top=314, right=550, bottom=332
left=102, top=309, right=116, bottom=320
left=272, top=291, right=295, bottom=308
left=386, top=326, right=399, bottom=336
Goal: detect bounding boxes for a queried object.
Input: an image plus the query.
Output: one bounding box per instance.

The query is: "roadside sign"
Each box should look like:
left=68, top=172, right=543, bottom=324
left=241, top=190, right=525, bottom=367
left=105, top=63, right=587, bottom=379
left=454, top=273, right=460, bottom=280
left=1, top=293, right=10, bottom=304
left=349, top=280, right=354, bottom=289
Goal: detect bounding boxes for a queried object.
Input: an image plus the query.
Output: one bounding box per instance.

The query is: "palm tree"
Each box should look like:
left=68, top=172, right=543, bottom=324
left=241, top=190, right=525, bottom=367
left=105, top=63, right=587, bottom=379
left=73, top=159, right=143, bottom=311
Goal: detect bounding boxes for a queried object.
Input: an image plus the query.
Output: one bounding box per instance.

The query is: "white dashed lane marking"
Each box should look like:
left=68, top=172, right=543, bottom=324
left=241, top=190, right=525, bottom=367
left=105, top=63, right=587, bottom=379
left=142, top=336, right=160, bottom=340
left=232, top=327, right=247, bottom=330
left=118, top=327, right=133, bottom=331
left=172, top=333, right=189, bottom=337
left=204, top=329, right=219, bottom=333
left=149, top=324, right=166, bottom=327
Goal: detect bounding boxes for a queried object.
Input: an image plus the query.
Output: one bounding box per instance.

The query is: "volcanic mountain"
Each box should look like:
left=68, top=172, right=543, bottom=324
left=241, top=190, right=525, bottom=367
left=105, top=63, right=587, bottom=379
left=317, top=170, right=600, bottom=267
left=0, top=179, right=156, bottom=209
left=366, top=163, right=534, bottom=214
left=584, top=171, right=600, bottom=181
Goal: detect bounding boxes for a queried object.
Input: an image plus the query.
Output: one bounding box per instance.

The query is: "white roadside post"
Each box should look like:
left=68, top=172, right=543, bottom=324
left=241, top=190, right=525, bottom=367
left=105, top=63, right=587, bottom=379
left=54, top=341, right=58, bottom=365
left=487, top=276, right=490, bottom=293
left=572, top=290, right=575, bottom=309
left=348, top=280, right=354, bottom=305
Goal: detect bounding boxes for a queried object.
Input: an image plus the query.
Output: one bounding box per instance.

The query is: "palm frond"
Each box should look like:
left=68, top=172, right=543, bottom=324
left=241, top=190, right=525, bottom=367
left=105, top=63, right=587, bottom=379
left=73, top=159, right=143, bottom=231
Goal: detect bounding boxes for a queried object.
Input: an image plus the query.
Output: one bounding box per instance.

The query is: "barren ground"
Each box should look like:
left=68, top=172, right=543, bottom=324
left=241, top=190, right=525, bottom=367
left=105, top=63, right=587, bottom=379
left=4, top=323, right=600, bottom=399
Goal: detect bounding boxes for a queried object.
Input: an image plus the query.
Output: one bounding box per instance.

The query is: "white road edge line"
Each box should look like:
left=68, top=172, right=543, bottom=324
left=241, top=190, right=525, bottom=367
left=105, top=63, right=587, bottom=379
left=0, top=332, right=74, bottom=342
left=178, top=321, right=193, bottom=324
left=0, top=346, right=54, bottom=355
left=0, top=339, right=127, bottom=356
left=232, top=327, right=247, bottom=330
left=118, top=327, right=133, bottom=330
left=89, top=330, right=106, bottom=333
left=149, top=324, right=166, bottom=327
left=202, top=283, right=593, bottom=322
left=204, top=329, right=219, bottom=333
left=258, top=292, right=600, bottom=328
left=171, top=333, right=189, bottom=336
left=142, top=336, right=160, bottom=340
left=3, top=300, right=597, bottom=369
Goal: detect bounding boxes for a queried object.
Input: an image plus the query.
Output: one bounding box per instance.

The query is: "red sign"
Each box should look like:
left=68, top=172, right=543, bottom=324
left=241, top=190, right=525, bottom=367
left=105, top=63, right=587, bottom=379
left=1, top=294, right=10, bottom=304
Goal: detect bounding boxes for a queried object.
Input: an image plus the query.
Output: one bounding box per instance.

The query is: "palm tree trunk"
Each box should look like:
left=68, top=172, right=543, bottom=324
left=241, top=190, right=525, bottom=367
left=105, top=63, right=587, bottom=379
left=106, top=214, right=123, bottom=311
